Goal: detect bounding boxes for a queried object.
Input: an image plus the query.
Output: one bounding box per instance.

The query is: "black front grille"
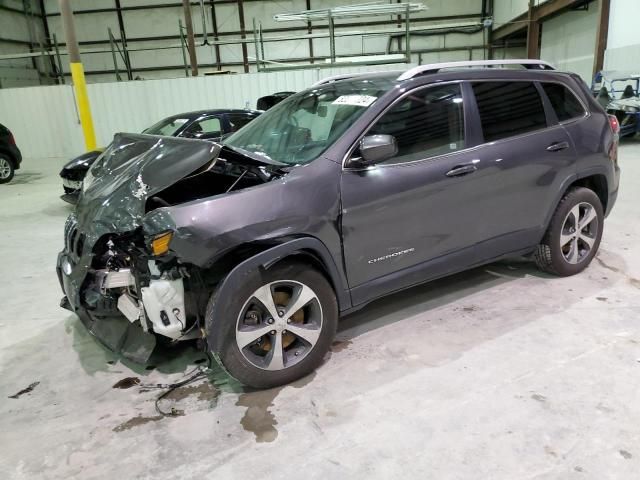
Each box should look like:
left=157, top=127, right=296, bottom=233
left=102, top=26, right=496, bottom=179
left=62, top=169, right=86, bottom=181
left=64, top=216, right=84, bottom=257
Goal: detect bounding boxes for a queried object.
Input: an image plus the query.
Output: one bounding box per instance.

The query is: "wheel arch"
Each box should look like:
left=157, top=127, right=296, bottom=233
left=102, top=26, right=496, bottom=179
left=0, top=147, right=16, bottom=166
left=544, top=170, right=609, bottom=231
left=203, top=237, right=351, bottom=346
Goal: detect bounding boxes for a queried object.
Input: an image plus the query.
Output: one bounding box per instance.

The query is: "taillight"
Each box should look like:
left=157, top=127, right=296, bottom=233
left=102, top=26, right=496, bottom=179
left=8, top=132, right=16, bottom=145
left=608, top=114, right=620, bottom=135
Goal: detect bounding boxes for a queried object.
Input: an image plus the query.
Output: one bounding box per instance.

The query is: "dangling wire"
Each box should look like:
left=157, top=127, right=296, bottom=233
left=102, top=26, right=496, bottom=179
left=140, top=355, right=212, bottom=417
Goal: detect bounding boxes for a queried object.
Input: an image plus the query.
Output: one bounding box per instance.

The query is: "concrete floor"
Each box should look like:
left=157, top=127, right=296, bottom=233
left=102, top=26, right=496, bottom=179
left=1, top=142, right=639, bottom=480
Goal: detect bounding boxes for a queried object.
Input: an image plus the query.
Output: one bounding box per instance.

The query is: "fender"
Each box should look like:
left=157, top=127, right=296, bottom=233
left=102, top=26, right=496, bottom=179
left=542, top=165, right=612, bottom=230
left=207, top=237, right=351, bottom=350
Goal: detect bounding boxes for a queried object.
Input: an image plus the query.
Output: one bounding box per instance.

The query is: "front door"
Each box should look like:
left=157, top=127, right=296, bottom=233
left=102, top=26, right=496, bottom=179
left=341, top=83, right=489, bottom=299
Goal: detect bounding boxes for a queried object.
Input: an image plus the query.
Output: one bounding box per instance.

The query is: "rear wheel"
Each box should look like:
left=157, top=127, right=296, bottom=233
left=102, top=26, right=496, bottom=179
left=206, top=261, right=338, bottom=388
left=535, top=187, right=604, bottom=276
left=0, top=155, right=14, bottom=184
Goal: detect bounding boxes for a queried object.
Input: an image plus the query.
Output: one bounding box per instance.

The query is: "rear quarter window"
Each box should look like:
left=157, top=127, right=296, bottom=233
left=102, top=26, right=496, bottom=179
left=541, top=83, right=586, bottom=122
left=472, top=81, right=547, bottom=142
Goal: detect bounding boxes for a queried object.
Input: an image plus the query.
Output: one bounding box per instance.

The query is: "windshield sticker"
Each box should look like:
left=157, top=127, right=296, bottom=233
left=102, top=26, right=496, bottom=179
left=332, top=95, right=377, bottom=107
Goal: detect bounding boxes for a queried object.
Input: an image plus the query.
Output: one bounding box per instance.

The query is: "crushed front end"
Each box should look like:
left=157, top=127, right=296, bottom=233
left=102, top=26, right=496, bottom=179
left=56, top=132, right=285, bottom=363
left=57, top=216, right=205, bottom=363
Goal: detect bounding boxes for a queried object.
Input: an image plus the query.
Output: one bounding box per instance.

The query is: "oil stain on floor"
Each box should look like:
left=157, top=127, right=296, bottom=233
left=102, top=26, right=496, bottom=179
left=113, top=415, right=164, bottom=432
left=235, top=372, right=316, bottom=443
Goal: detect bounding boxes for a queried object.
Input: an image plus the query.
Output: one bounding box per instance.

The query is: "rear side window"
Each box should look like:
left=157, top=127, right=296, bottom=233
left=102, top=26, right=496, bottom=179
left=472, top=82, right=547, bottom=142
left=541, top=83, right=586, bottom=122
left=368, top=83, right=465, bottom=164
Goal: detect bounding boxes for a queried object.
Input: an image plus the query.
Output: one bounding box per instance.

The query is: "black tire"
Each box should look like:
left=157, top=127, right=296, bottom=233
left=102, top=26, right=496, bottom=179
left=535, top=187, right=604, bottom=276
left=0, top=155, right=15, bottom=184
left=205, top=261, right=338, bottom=389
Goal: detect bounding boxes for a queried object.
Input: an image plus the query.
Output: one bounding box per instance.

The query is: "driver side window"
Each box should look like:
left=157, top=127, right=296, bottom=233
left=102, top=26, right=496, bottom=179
left=369, top=83, right=465, bottom=165
left=184, top=116, right=222, bottom=138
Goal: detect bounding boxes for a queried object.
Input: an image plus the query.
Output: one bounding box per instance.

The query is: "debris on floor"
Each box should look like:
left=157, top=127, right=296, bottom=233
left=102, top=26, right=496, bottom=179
left=8, top=381, right=39, bottom=399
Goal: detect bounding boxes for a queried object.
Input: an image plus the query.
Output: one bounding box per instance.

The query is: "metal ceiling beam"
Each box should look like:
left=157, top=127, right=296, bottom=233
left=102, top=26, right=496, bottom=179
left=526, top=0, right=540, bottom=59
left=49, top=13, right=481, bottom=48
left=492, top=0, right=590, bottom=41
left=44, top=0, right=280, bottom=17
left=592, top=0, right=610, bottom=75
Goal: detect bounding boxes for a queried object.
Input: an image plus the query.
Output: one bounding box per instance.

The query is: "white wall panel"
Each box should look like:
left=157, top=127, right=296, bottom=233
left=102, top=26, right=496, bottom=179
left=604, top=0, right=640, bottom=72
left=0, top=62, right=412, bottom=159
left=539, top=1, right=599, bottom=83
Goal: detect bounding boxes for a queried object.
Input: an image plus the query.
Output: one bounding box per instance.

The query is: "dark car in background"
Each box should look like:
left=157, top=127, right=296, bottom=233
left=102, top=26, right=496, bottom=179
left=256, top=91, right=295, bottom=110
left=59, top=109, right=261, bottom=202
left=0, top=123, right=22, bottom=184
left=58, top=60, right=620, bottom=389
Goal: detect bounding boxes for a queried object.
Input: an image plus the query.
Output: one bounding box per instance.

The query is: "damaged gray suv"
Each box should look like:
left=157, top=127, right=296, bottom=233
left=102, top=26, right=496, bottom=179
left=58, top=60, right=620, bottom=388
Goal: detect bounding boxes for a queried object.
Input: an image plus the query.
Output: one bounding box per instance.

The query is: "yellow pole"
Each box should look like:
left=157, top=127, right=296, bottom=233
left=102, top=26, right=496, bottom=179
left=59, top=0, right=97, bottom=151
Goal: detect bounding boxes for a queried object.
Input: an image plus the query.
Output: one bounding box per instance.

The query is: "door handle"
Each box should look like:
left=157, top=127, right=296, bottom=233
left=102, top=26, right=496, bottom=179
left=546, top=141, right=570, bottom=152
left=446, top=164, right=477, bottom=177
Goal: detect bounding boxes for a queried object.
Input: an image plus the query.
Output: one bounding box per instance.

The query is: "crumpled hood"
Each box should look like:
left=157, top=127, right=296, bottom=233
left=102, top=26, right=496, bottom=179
left=75, top=133, right=219, bottom=238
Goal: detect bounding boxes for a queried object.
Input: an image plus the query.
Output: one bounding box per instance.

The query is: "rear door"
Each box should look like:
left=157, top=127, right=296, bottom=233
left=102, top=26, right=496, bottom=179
left=463, top=80, right=577, bottom=258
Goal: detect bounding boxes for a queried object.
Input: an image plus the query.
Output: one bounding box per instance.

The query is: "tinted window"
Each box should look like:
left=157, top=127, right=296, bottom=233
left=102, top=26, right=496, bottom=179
left=144, top=117, right=189, bottom=136
left=542, top=83, right=586, bottom=121
left=184, top=117, right=222, bottom=137
left=368, top=83, right=465, bottom=164
left=227, top=113, right=256, bottom=132
left=472, top=82, right=547, bottom=142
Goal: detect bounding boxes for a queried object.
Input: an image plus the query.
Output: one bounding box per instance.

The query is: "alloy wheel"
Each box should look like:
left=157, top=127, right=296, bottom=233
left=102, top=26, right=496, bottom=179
left=560, top=201, right=598, bottom=264
left=0, top=158, right=11, bottom=180
left=235, top=280, right=323, bottom=371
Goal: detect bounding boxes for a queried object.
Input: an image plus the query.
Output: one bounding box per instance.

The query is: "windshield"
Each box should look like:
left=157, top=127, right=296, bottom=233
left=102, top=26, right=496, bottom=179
left=143, top=117, right=190, bottom=136
left=224, top=77, right=395, bottom=165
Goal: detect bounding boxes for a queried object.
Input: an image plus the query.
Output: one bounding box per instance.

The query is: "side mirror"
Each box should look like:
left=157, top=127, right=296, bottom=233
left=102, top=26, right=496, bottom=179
left=349, top=134, right=398, bottom=168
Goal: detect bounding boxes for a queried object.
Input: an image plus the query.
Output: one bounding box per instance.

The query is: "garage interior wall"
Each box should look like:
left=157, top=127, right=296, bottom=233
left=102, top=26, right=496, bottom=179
left=539, top=1, right=599, bottom=82
left=604, top=0, right=640, bottom=72
left=0, top=0, right=47, bottom=88
left=0, top=62, right=410, bottom=158
left=38, top=0, right=486, bottom=83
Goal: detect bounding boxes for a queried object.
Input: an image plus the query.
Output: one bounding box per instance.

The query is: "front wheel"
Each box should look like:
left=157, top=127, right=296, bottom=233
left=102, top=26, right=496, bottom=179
left=0, top=155, right=14, bottom=184
left=206, top=261, right=338, bottom=389
left=535, top=187, right=604, bottom=276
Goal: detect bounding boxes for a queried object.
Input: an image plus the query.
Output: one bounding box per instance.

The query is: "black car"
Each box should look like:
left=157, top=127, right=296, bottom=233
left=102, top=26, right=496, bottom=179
left=58, top=60, right=620, bottom=389
left=0, top=123, right=22, bottom=184
left=59, top=109, right=260, bottom=203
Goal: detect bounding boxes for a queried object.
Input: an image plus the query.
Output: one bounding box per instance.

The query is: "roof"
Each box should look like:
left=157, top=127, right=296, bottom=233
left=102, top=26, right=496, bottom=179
left=163, top=108, right=261, bottom=120
left=313, top=59, right=556, bottom=88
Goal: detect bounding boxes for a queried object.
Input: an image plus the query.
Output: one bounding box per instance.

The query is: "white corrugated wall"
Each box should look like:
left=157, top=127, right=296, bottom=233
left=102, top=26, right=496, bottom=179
left=0, top=63, right=411, bottom=159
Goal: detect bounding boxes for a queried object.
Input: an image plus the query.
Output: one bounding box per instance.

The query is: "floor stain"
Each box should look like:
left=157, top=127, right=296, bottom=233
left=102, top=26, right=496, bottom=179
left=531, top=393, right=547, bottom=403
left=462, top=305, right=478, bottom=312
left=619, top=450, right=632, bottom=459
left=596, top=297, right=608, bottom=302
left=544, top=445, right=558, bottom=457
left=8, top=381, right=40, bottom=399
left=113, top=414, right=163, bottom=432
left=236, top=388, right=281, bottom=443
left=331, top=339, right=352, bottom=353
left=236, top=372, right=316, bottom=443
left=112, top=377, right=140, bottom=389
left=595, top=257, right=640, bottom=289
left=596, top=257, right=620, bottom=273
left=164, top=381, right=219, bottom=403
